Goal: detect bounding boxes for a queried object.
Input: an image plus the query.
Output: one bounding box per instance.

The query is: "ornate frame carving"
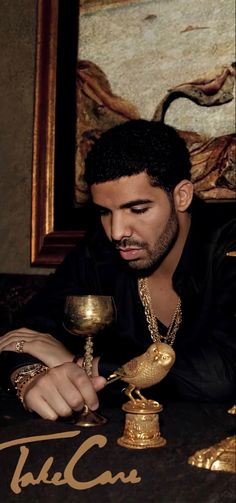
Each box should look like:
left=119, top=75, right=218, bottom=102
left=31, top=0, right=84, bottom=267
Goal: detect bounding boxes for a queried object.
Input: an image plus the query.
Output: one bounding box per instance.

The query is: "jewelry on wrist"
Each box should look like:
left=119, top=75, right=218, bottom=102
left=11, top=364, right=41, bottom=383
left=13, top=363, right=49, bottom=406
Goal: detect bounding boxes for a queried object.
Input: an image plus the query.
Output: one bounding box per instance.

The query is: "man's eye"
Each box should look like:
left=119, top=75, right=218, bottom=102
left=131, top=207, right=148, bottom=214
left=98, top=208, right=109, bottom=216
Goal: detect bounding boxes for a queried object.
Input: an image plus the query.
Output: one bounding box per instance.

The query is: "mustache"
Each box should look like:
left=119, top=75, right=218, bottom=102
left=112, top=238, right=146, bottom=249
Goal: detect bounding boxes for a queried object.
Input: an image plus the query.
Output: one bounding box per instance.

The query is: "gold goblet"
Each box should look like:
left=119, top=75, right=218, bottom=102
left=63, top=295, right=116, bottom=426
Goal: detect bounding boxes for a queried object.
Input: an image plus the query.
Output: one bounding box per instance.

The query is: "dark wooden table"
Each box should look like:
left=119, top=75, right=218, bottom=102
left=0, top=389, right=235, bottom=502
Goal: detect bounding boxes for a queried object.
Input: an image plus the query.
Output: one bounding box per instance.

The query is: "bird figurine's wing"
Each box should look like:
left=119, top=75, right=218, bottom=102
left=106, top=356, right=144, bottom=385
left=115, top=356, right=148, bottom=380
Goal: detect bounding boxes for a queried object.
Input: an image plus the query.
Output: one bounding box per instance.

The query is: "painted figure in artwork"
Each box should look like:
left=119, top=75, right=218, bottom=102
left=75, top=60, right=140, bottom=205
left=75, top=61, right=235, bottom=205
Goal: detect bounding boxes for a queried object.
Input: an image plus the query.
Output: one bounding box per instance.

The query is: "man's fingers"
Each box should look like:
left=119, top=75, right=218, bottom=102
left=25, top=376, right=76, bottom=419
left=49, top=369, right=89, bottom=412
left=23, top=364, right=103, bottom=419
left=91, top=376, right=107, bottom=391
left=71, top=372, right=99, bottom=411
left=26, top=397, right=59, bottom=421
left=1, top=334, right=74, bottom=369
left=0, top=328, right=55, bottom=351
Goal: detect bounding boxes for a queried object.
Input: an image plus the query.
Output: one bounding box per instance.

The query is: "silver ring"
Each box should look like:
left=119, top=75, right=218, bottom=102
left=15, top=340, right=25, bottom=353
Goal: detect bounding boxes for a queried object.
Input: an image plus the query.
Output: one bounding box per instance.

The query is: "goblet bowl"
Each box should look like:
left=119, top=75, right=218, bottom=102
left=64, top=295, right=115, bottom=336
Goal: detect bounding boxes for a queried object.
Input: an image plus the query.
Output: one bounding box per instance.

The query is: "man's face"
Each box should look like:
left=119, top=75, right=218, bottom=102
left=91, top=172, right=179, bottom=271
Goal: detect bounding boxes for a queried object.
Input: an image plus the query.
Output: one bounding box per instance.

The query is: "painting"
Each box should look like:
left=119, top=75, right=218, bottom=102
left=75, top=0, right=235, bottom=205
left=31, top=0, right=235, bottom=267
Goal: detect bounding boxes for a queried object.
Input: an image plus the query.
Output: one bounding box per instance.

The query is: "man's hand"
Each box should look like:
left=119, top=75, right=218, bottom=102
left=0, top=328, right=74, bottom=367
left=22, top=362, right=106, bottom=420
left=1, top=328, right=105, bottom=419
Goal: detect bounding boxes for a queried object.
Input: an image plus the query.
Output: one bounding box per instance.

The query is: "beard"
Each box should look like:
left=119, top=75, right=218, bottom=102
left=115, top=203, right=179, bottom=274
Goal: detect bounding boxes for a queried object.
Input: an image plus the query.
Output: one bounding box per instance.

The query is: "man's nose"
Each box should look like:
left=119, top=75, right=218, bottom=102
left=111, top=213, right=131, bottom=242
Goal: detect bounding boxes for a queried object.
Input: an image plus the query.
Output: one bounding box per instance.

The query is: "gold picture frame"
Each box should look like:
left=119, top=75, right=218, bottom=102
left=31, top=0, right=85, bottom=267
left=31, top=0, right=138, bottom=267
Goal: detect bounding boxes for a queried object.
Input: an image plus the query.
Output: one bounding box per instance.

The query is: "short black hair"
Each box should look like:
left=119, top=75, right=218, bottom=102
left=84, top=119, right=191, bottom=192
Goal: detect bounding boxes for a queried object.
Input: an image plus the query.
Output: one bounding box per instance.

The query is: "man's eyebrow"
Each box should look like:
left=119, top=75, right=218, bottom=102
left=120, top=199, right=153, bottom=209
left=93, top=199, right=153, bottom=211
left=93, top=203, right=108, bottom=211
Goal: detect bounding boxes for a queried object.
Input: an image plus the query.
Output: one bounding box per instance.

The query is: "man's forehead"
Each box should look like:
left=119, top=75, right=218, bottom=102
left=92, top=184, right=160, bottom=211
left=90, top=172, right=159, bottom=203
left=91, top=172, right=151, bottom=187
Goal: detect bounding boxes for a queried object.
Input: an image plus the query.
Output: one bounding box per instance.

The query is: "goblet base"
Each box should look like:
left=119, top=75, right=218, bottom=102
left=70, top=407, right=108, bottom=427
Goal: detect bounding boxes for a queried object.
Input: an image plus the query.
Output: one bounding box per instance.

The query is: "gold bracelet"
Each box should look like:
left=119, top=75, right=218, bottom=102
left=11, top=364, right=42, bottom=383
left=14, top=364, right=49, bottom=405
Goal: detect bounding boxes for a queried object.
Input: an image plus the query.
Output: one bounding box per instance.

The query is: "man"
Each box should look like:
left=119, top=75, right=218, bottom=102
left=0, top=120, right=235, bottom=420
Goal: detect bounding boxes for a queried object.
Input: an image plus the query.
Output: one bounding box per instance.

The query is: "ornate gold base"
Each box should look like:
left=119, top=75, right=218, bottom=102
left=118, top=399, right=166, bottom=449
left=188, top=435, right=236, bottom=473
left=70, top=408, right=108, bottom=427
left=188, top=404, right=236, bottom=473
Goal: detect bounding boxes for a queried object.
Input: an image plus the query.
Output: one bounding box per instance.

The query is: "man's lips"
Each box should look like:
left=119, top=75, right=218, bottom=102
left=117, top=247, right=143, bottom=260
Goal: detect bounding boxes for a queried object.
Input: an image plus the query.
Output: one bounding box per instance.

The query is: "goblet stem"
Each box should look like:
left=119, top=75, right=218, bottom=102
left=84, top=335, right=94, bottom=376
left=63, top=295, right=116, bottom=426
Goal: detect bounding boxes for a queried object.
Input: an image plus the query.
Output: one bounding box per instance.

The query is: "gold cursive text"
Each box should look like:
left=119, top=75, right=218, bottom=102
left=0, top=430, right=141, bottom=494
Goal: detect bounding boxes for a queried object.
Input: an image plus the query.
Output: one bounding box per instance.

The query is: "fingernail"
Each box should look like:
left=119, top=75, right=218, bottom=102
left=90, top=402, right=99, bottom=411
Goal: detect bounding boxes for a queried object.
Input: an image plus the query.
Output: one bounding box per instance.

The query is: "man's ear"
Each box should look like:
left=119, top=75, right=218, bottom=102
left=173, top=180, right=193, bottom=212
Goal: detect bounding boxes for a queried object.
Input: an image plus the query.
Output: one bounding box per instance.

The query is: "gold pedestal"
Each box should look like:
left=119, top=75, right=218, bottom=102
left=188, top=405, right=236, bottom=473
left=117, top=400, right=166, bottom=449
left=188, top=435, right=236, bottom=473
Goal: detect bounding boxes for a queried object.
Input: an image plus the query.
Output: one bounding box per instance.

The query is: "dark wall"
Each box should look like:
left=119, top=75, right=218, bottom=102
left=0, top=0, right=53, bottom=274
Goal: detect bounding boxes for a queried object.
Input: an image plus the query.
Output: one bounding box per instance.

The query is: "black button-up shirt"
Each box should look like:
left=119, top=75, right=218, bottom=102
left=1, top=201, right=236, bottom=402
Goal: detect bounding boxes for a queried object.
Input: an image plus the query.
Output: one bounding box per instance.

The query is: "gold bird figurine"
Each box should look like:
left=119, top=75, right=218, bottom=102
left=106, top=342, right=175, bottom=403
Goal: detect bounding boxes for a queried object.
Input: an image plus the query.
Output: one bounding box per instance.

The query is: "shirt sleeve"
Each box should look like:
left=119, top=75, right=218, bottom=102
left=168, top=219, right=236, bottom=402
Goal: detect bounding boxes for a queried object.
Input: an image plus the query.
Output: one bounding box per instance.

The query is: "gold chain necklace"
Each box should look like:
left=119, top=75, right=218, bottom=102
left=138, top=277, right=182, bottom=346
